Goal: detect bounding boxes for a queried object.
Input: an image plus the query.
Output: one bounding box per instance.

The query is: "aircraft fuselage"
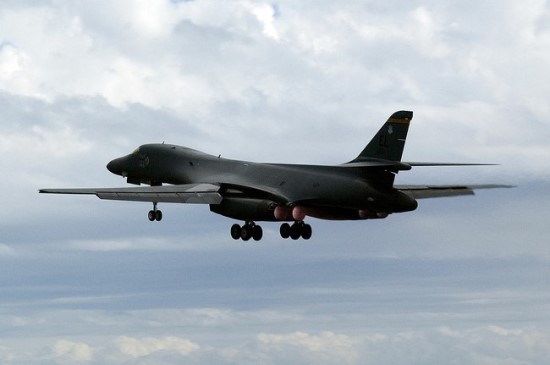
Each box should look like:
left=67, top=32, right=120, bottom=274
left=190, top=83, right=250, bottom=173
left=106, top=143, right=418, bottom=222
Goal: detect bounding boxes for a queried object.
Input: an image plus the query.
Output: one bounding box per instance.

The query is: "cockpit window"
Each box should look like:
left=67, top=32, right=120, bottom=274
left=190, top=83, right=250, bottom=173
left=139, top=153, right=149, bottom=168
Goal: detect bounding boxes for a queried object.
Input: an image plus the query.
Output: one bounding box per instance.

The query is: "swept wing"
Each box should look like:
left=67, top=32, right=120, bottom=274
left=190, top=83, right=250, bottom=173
left=39, top=183, right=223, bottom=204
left=396, top=184, right=513, bottom=199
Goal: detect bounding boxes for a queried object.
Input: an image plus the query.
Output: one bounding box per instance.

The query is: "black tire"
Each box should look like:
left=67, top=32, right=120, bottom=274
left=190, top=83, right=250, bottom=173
left=290, top=223, right=301, bottom=240
left=280, top=223, right=291, bottom=239
left=148, top=210, right=156, bottom=221
left=230, top=224, right=241, bottom=240
left=241, top=225, right=252, bottom=241
left=155, top=210, right=163, bottom=221
left=301, top=224, right=312, bottom=240
left=252, top=225, right=263, bottom=241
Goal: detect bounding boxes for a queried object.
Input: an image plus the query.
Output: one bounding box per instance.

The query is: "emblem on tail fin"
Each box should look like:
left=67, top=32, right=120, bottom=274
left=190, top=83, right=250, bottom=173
left=352, top=110, right=413, bottom=163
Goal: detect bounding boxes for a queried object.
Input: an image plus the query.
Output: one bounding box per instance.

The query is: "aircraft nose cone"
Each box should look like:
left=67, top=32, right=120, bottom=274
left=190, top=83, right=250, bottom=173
left=107, top=158, right=123, bottom=175
left=106, top=160, right=116, bottom=174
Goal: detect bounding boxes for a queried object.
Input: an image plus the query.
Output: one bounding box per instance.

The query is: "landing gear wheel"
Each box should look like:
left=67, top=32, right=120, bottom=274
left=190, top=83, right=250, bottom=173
left=290, top=222, right=301, bottom=240
left=282, top=221, right=313, bottom=240
left=241, top=222, right=256, bottom=241
left=252, top=225, right=263, bottom=241
left=240, top=224, right=253, bottom=241
left=301, top=223, right=312, bottom=240
left=148, top=202, right=162, bottom=222
left=230, top=224, right=242, bottom=240
left=280, top=223, right=291, bottom=239
left=231, top=222, right=263, bottom=241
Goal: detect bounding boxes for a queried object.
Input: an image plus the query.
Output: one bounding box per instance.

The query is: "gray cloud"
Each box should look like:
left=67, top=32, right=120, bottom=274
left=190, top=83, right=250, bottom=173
left=1, top=0, right=549, bottom=364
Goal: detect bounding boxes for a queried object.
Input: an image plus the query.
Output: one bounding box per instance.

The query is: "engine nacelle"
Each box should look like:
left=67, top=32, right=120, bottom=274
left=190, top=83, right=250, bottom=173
left=210, top=198, right=277, bottom=221
left=274, top=206, right=306, bottom=221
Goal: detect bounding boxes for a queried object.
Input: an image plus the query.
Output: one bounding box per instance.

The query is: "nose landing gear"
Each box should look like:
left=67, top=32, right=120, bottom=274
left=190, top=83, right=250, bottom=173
left=147, top=202, right=163, bottom=222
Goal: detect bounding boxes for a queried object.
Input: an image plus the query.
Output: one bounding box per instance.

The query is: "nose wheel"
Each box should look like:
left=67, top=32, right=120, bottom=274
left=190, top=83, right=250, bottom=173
left=148, top=202, right=162, bottom=222
left=231, top=222, right=263, bottom=241
left=280, top=221, right=312, bottom=240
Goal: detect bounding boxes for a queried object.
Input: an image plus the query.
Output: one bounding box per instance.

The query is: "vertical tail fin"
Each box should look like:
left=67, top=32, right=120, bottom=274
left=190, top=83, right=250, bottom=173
left=353, top=110, right=412, bottom=162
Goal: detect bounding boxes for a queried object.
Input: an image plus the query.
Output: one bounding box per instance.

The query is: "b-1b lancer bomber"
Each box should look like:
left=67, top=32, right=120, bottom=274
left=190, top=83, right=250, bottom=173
left=40, top=111, right=508, bottom=241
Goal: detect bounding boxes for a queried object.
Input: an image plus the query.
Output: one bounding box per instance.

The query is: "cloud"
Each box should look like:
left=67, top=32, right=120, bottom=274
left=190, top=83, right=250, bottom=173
left=45, top=325, right=550, bottom=364
left=245, top=2, right=280, bottom=40
left=258, top=331, right=359, bottom=364
left=1, top=305, right=550, bottom=365
left=2, top=0, right=550, bottom=170
left=0, top=43, right=33, bottom=94
left=115, top=336, right=199, bottom=357
left=0, top=243, right=16, bottom=256
left=1, top=1, right=550, bottom=365
left=67, top=234, right=228, bottom=251
left=52, top=340, right=94, bottom=363
left=0, top=1, right=285, bottom=113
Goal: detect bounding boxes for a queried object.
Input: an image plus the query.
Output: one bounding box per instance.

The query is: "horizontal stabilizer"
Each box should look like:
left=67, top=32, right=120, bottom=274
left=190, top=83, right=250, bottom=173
left=396, top=184, right=513, bottom=199
left=39, top=183, right=223, bottom=204
left=405, top=162, right=499, bottom=167
left=341, top=161, right=497, bottom=171
left=341, top=160, right=412, bottom=170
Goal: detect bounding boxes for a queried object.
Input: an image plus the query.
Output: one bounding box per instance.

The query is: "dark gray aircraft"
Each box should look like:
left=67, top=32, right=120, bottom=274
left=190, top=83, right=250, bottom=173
left=40, top=111, right=507, bottom=241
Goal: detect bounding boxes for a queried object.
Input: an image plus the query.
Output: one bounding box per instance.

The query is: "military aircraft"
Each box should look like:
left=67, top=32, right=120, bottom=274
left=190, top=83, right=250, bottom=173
left=40, top=111, right=508, bottom=241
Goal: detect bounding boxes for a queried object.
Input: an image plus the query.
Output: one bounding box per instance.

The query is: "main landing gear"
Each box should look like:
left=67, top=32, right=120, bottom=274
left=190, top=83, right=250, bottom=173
left=231, top=222, right=263, bottom=241
left=148, top=202, right=163, bottom=222
left=280, top=221, right=312, bottom=240
left=230, top=221, right=312, bottom=241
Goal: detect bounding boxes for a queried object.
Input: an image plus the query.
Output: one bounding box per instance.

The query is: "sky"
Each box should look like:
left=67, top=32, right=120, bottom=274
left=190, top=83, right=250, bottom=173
left=1, top=0, right=550, bottom=364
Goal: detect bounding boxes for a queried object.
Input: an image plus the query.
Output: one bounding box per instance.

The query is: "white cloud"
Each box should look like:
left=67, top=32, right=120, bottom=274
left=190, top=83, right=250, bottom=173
left=0, top=42, right=46, bottom=99
left=0, top=0, right=285, bottom=115
left=245, top=2, right=280, bottom=40
left=1, top=0, right=550, bottom=168
left=68, top=237, right=193, bottom=251
left=0, top=43, right=31, bottom=86
left=258, top=331, right=359, bottom=364
left=1, top=306, right=550, bottom=365
left=52, top=340, right=94, bottom=363
left=0, top=123, right=92, bottom=159
left=258, top=330, right=356, bottom=352
left=0, top=243, right=16, bottom=256
left=115, top=336, right=199, bottom=357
